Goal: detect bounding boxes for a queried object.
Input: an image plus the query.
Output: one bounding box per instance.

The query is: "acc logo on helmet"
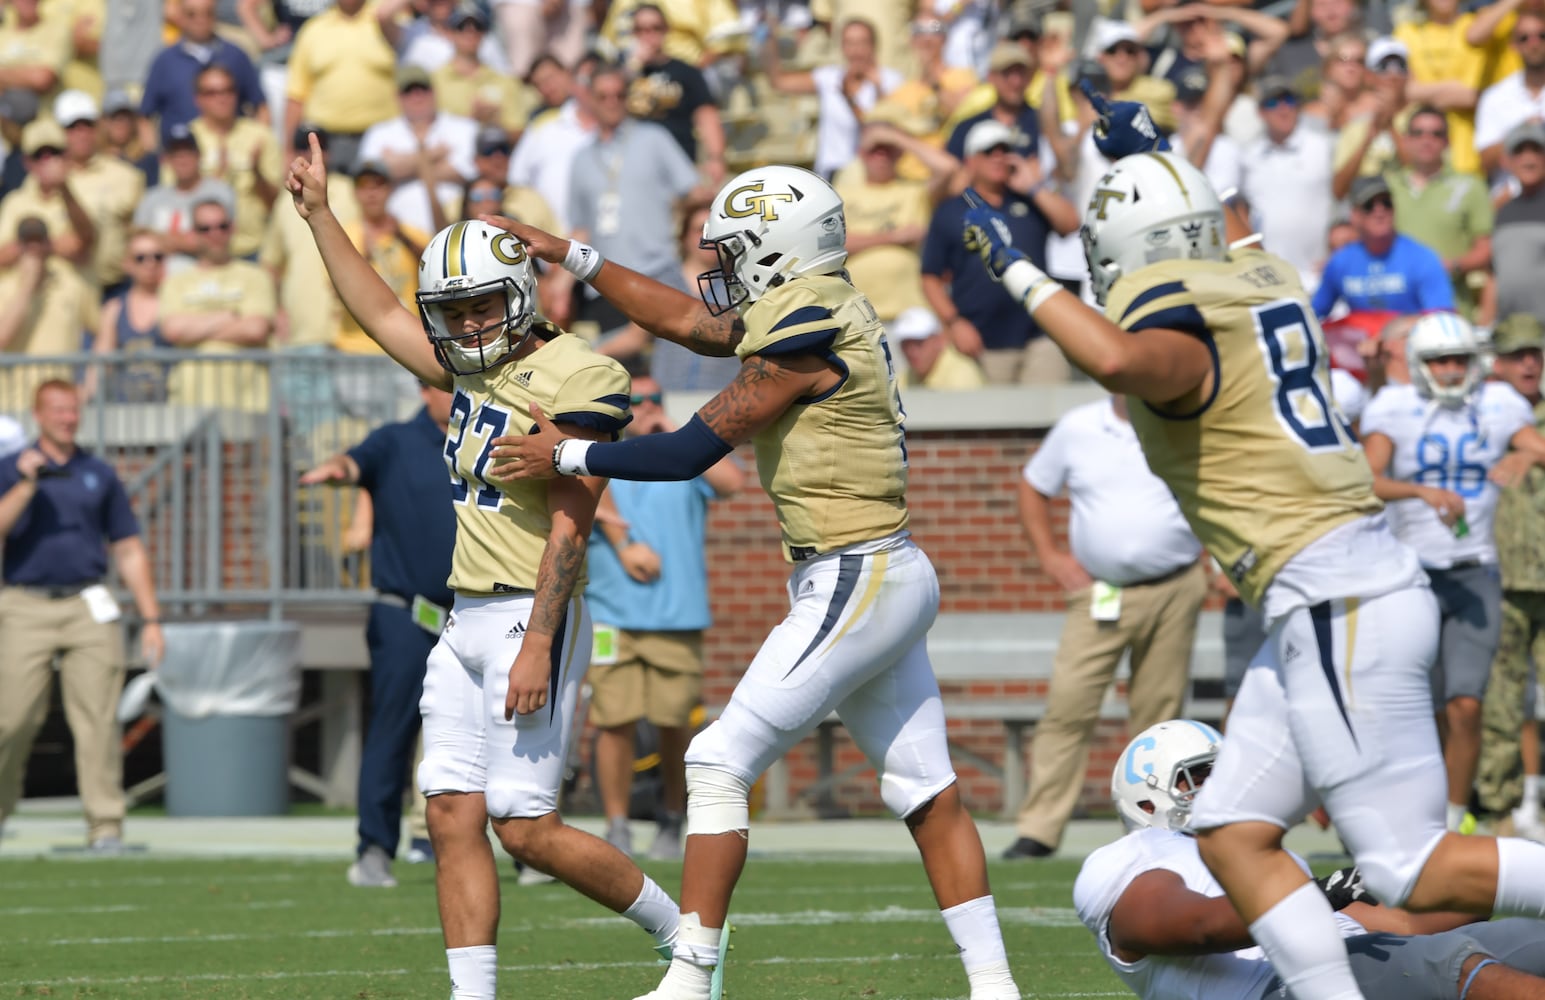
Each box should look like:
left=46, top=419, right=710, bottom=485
left=724, top=181, right=795, bottom=222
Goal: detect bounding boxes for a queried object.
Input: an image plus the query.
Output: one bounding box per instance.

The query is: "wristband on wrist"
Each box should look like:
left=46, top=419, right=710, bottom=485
left=552, top=439, right=593, bottom=477
left=1003, top=259, right=1059, bottom=314
left=562, top=240, right=605, bottom=281
left=142, top=618, right=161, bottom=624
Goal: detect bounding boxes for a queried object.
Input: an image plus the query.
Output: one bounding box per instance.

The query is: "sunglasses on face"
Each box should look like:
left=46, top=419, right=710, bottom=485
left=1260, top=95, right=1297, bottom=109
left=198, top=85, right=235, bottom=96
left=1105, top=42, right=1140, bottom=57
left=469, top=186, right=502, bottom=201
left=195, top=221, right=231, bottom=233
left=980, top=143, right=1013, bottom=156
left=1408, top=127, right=1447, bottom=138
left=630, top=392, right=663, bottom=406
left=132, top=251, right=165, bottom=263
left=1359, top=195, right=1394, bottom=212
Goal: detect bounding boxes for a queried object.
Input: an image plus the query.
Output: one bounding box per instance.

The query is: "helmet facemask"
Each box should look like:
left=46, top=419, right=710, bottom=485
left=1126, top=755, right=1215, bottom=833
left=419, top=277, right=535, bottom=376
left=697, top=229, right=757, bottom=316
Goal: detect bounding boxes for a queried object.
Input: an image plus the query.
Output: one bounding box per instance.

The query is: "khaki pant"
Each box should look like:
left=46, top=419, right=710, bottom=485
left=0, top=587, right=126, bottom=841
left=979, top=337, right=1072, bottom=386
left=1477, top=590, right=1545, bottom=813
left=1015, top=563, right=1208, bottom=846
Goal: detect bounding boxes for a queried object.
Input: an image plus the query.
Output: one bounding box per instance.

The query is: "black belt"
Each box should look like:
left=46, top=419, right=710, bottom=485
left=1123, top=563, right=1196, bottom=589
left=790, top=545, right=820, bottom=562
left=12, top=580, right=101, bottom=599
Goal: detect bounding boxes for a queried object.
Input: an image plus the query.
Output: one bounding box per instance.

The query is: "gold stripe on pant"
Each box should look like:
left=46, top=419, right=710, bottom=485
left=0, top=587, right=126, bottom=842
left=1014, top=563, right=1208, bottom=847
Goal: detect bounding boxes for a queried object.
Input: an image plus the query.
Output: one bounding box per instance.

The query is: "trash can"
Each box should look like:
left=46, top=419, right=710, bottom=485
left=157, top=621, right=302, bottom=817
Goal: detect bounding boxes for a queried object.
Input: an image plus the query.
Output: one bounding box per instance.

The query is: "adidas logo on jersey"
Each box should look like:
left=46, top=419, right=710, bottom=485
left=515, top=370, right=534, bottom=387
left=506, top=621, right=527, bottom=639
left=1283, top=641, right=1301, bottom=663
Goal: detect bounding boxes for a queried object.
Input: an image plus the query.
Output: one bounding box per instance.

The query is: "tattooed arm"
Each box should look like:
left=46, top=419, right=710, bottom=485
left=502, top=430, right=608, bottom=719
left=489, top=354, right=835, bottom=483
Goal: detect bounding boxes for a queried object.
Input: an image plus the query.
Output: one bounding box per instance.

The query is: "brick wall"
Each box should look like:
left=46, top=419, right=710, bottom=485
left=697, top=426, right=1142, bottom=820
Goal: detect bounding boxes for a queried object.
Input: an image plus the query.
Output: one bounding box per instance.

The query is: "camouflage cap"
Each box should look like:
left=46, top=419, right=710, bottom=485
left=1493, top=313, right=1545, bottom=355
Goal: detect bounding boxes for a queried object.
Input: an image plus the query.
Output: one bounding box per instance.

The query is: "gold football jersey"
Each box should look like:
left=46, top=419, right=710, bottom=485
left=446, top=325, right=631, bottom=595
left=1107, top=251, right=1382, bottom=605
left=737, top=274, right=909, bottom=560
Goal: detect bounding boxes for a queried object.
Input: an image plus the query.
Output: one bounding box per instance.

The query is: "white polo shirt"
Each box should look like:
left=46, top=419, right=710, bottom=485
left=357, top=111, right=478, bottom=234
left=1475, top=71, right=1545, bottom=164
left=508, top=101, right=595, bottom=231
left=1239, top=124, right=1335, bottom=287
left=1024, top=398, right=1201, bottom=586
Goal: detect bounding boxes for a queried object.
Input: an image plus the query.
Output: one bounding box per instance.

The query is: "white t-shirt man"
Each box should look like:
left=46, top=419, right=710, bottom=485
left=1240, top=123, right=1336, bottom=288
left=1023, top=398, right=1201, bottom=586
left=1360, top=381, right=1534, bottom=568
left=357, top=111, right=478, bottom=234
left=508, top=100, right=594, bottom=232
left=1475, top=71, right=1545, bottom=174
left=809, top=63, right=903, bottom=179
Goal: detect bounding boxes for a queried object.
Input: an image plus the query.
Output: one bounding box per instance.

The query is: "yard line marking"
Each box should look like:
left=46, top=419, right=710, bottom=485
left=2, top=951, right=968, bottom=988
left=0, top=872, right=311, bottom=891
left=31, top=906, right=1085, bottom=946
left=0, top=899, right=296, bottom=919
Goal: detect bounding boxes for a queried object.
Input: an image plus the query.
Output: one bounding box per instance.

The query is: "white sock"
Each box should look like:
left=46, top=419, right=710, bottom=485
left=1494, top=837, right=1545, bottom=917
left=940, top=894, right=1019, bottom=994
left=624, top=875, right=681, bottom=949
left=1524, top=775, right=1541, bottom=809
left=446, top=945, right=496, bottom=1000
left=1447, top=802, right=1468, bottom=831
left=1247, top=882, right=1364, bottom=1000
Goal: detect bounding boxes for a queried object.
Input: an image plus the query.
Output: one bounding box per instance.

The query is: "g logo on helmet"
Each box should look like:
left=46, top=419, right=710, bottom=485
left=490, top=232, right=528, bottom=266
left=724, top=181, right=795, bottom=222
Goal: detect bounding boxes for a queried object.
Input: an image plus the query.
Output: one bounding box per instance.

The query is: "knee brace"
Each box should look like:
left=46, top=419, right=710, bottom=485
left=685, top=765, right=750, bottom=837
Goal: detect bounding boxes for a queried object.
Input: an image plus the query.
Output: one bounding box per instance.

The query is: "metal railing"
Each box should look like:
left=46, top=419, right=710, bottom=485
left=0, top=351, right=426, bottom=619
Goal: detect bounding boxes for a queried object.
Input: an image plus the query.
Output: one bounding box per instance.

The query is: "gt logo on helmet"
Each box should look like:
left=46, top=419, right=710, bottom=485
left=1089, top=187, right=1127, bottom=221
left=723, top=182, right=795, bottom=222
left=490, top=232, right=528, bottom=267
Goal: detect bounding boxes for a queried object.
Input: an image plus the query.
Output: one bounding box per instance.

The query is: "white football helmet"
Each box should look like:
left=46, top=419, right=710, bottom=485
left=1407, top=311, right=1487, bottom=408
left=698, top=164, right=848, bottom=315
left=417, top=220, right=539, bottom=375
left=1111, top=719, right=1223, bottom=833
left=1081, top=152, right=1227, bottom=305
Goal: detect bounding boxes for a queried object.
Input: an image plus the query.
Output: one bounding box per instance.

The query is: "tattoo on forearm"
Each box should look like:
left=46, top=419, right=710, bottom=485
left=530, top=530, right=587, bottom=637
left=687, top=313, right=746, bottom=357
left=698, top=355, right=783, bottom=443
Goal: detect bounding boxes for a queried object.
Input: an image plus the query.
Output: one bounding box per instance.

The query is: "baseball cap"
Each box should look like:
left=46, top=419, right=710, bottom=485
left=354, top=158, right=392, bottom=181
left=890, top=307, right=941, bottom=343
left=450, top=4, right=487, bottom=29
left=53, top=89, right=98, bottom=127
left=963, top=119, right=1018, bottom=157
left=1004, top=12, right=1041, bottom=40
left=1175, top=67, right=1208, bottom=105
left=21, top=118, right=66, bottom=156
left=1349, top=174, right=1392, bottom=209
left=396, top=64, right=433, bottom=92
left=987, top=41, right=1033, bottom=73
left=1493, top=313, right=1545, bottom=354
left=162, top=121, right=199, bottom=151
left=293, top=122, right=328, bottom=151
left=0, top=88, right=39, bottom=126
left=1366, top=36, right=1409, bottom=72
left=1089, top=20, right=1139, bottom=54
left=475, top=125, right=511, bottom=156
left=102, top=87, right=137, bottom=116
left=1257, top=75, right=1299, bottom=103
left=1506, top=120, right=1545, bottom=155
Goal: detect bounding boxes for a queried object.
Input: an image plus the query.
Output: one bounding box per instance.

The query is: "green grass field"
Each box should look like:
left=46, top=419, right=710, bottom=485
left=0, top=855, right=1127, bottom=1000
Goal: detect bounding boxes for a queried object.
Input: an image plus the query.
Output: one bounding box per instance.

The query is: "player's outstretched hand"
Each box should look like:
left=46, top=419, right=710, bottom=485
left=487, top=403, right=565, bottom=481
left=480, top=214, right=569, bottom=266
left=962, top=188, right=1028, bottom=282
left=1080, top=79, right=1171, bottom=160
left=286, top=131, right=329, bottom=221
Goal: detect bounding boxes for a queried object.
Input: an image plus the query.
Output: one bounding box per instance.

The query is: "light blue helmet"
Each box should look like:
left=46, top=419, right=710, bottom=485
left=1112, top=719, right=1223, bottom=832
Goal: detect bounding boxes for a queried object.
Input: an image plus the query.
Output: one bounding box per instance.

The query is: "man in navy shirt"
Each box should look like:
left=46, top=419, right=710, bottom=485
left=1313, top=174, right=1456, bottom=318
left=301, top=382, right=456, bottom=888
left=923, top=119, right=1080, bottom=385
left=946, top=42, right=1042, bottom=164
left=140, top=0, right=266, bottom=138
left=0, top=379, right=164, bottom=853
